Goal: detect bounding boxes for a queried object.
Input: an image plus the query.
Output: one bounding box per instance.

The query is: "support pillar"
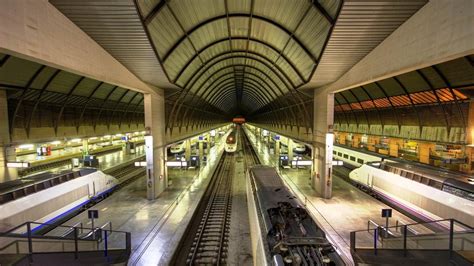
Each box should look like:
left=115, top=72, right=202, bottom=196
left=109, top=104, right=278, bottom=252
left=198, top=137, right=204, bottom=164
left=144, top=92, right=167, bottom=200
left=275, top=140, right=280, bottom=157
left=185, top=139, right=191, bottom=161
left=0, top=90, right=17, bottom=181
left=82, top=139, right=89, bottom=156
left=312, top=89, right=334, bottom=199
left=288, top=139, right=294, bottom=161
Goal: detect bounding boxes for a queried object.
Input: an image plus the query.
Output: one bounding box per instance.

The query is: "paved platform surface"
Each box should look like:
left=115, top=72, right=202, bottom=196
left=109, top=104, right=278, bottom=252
left=244, top=127, right=417, bottom=265
left=227, top=138, right=253, bottom=265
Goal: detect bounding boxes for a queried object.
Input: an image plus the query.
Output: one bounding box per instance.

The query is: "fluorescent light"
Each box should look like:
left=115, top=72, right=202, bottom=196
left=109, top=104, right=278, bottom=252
left=134, top=161, right=147, bottom=167
left=50, top=141, right=61, bottom=145
left=18, top=144, right=34, bottom=149
left=71, top=138, right=81, bottom=143
left=89, top=137, right=98, bottom=140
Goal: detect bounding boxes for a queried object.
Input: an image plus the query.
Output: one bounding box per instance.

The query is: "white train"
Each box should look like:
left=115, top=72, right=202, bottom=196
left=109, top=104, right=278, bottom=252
left=170, top=141, right=185, bottom=154
left=0, top=169, right=118, bottom=233
left=350, top=162, right=474, bottom=227
left=293, top=142, right=306, bottom=154
left=333, top=145, right=391, bottom=168
left=225, top=129, right=238, bottom=153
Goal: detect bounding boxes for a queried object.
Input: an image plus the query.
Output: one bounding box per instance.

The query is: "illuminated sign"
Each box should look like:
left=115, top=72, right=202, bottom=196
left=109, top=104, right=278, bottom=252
left=166, top=161, right=188, bottom=167
left=134, top=161, right=147, bottom=167
left=7, top=162, right=30, bottom=168
left=291, top=160, right=312, bottom=166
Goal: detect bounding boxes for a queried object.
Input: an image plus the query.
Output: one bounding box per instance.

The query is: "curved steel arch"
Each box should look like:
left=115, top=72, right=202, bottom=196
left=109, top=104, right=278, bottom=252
left=212, top=87, right=264, bottom=112
left=205, top=80, right=272, bottom=106
left=182, top=80, right=281, bottom=128
left=162, top=14, right=317, bottom=65
left=199, top=63, right=300, bottom=125
left=208, top=82, right=294, bottom=129
left=174, top=37, right=304, bottom=85
left=209, top=83, right=268, bottom=109
left=198, top=63, right=288, bottom=100
left=199, top=72, right=277, bottom=102
left=185, top=52, right=294, bottom=93
left=168, top=45, right=300, bottom=129
left=186, top=56, right=289, bottom=99
left=189, top=56, right=310, bottom=128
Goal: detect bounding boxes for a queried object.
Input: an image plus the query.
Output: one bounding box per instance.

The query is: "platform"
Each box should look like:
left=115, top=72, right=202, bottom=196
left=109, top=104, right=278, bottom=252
left=45, top=132, right=229, bottom=265
left=244, top=127, right=421, bottom=265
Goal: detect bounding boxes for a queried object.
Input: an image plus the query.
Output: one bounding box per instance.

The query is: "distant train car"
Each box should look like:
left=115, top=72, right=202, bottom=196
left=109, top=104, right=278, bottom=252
left=293, top=142, right=306, bottom=154
left=0, top=170, right=118, bottom=233
left=333, top=145, right=391, bottom=168
left=247, top=165, right=343, bottom=265
left=349, top=162, right=474, bottom=226
left=170, top=141, right=185, bottom=154
left=225, top=130, right=238, bottom=153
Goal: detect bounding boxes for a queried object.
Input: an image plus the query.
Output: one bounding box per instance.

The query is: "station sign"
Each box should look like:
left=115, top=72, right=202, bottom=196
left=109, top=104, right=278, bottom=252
left=88, top=210, right=99, bottom=219
left=381, top=209, right=392, bottom=218
left=273, top=135, right=280, bottom=141
left=291, top=160, right=312, bottom=166
left=134, top=161, right=147, bottom=167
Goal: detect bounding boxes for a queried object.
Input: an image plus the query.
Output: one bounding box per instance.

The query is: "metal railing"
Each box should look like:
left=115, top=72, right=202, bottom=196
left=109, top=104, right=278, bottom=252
left=0, top=221, right=131, bottom=263
left=350, top=219, right=474, bottom=258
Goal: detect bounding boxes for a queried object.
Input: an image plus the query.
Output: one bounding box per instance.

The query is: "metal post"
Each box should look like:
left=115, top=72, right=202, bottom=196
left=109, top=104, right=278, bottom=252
left=449, top=219, right=454, bottom=259
left=350, top=231, right=356, bottom=252
left=74, top=227, right=79, bottom=259
left=104, top=230, right=108, bottom=257
left=126, top=232, right=132, bottom=256
left=403, top=225, right=407, bottom=257
left=374, top=228, right=378, bottom=255
left=27, top=222, right=33, bottom=262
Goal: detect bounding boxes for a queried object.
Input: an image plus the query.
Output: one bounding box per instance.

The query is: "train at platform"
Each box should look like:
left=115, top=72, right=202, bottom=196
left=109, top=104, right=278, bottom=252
left=334, top=145, right=474, bottom=226
left=225, top=129, right=238, bottom=153
left=247, top=165, right=343, bottom=265
left=0, top=169, right=119, bottom=233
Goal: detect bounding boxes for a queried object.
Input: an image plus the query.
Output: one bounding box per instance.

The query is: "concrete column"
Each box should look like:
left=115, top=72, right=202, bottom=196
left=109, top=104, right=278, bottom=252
left=82, top=139, right=89, bottom=156
left=275, top=140, right=280, bottom=157
left=198, top=137, right=204, bottom=164
left=288, top=139, right=294, bottom=162
left=185, top=139, right=192, bottom=160
left=0, top=90, right=17, bottom=181
left=312, top=89, right=334, bottom=199
left=144, top=92, right=167, bottom=200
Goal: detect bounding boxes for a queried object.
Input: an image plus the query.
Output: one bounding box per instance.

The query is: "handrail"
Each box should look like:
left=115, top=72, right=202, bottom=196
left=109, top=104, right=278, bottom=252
left=60, top=221, right=84, bottom=237
left=100, top=221, right=112, bottom=233
left=81, top=227, right=102, bottom=241
left=352, top=218, right=472, bottom=234
left=368, top=220, right=379, bottom=232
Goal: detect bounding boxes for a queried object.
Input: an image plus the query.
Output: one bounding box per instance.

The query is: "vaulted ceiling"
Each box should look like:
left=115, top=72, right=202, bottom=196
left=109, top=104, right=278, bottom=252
left=49, top=0, right=429, bottom=129
left=134, top=0, right=342, bottom=115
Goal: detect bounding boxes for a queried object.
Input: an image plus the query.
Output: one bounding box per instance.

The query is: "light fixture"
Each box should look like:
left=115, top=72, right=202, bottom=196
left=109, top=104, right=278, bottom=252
left=18, top=144, right=34, bottom=149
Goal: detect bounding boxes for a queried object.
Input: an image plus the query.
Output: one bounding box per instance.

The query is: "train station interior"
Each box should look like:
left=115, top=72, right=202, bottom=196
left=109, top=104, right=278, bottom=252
left=0, top=0, right=473, bottom=265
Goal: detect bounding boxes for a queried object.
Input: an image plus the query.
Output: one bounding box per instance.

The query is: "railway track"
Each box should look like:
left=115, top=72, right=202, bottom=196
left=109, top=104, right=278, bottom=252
left=241, top=128, right=260, bottom=166
left=173, top=153, right=234, bottom=265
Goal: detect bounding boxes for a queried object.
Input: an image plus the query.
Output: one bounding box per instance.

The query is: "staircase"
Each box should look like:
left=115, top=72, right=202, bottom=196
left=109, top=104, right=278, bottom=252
left=350, top=219, right=474, bottom=265
left=0, top=221, right=131, bottom=266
